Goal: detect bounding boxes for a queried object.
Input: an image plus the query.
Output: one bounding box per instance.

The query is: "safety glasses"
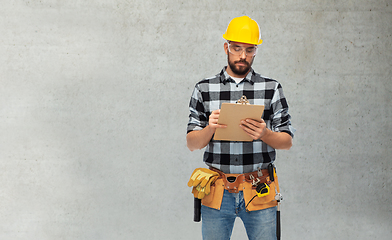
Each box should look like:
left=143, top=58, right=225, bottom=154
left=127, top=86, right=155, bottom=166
left=227, top=43, right=258, bottom=57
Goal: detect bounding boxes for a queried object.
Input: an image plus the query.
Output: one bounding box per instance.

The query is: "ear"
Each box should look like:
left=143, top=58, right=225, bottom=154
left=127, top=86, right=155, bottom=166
left=224, top=42, right=229, bottom=55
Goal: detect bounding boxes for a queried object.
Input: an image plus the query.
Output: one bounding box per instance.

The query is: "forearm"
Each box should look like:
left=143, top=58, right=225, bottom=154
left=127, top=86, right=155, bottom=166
left=260, top=129, right=293, bottom=150
left=186, top=125, right=215, bottom=151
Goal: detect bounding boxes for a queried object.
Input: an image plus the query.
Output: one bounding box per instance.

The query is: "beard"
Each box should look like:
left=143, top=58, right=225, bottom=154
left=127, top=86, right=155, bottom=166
left=227, top=54, right=254, bottom=76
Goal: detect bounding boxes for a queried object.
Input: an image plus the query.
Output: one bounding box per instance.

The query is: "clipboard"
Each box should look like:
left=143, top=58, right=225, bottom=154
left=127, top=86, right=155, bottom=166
left=213, top=96, right=264, bottom=142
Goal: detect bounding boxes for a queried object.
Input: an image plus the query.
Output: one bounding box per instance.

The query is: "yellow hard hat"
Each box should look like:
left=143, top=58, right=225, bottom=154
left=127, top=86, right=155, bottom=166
left=222, top=16, right=263, bottom=45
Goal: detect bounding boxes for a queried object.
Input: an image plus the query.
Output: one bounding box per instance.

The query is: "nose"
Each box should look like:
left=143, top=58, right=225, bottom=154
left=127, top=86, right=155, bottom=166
left=239, top=50, right=247, bottom=59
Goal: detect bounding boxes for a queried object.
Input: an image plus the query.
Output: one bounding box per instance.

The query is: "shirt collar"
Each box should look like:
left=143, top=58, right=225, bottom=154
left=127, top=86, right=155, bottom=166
left=220, top=67, right=255, bottom=85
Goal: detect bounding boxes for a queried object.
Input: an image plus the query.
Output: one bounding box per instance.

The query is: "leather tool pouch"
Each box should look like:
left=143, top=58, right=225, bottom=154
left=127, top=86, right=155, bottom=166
left=201, top=178, right=225, bottom=210
left=243, top=175, right=278, bottom=212
left=201, top=169, right=280, bottom=211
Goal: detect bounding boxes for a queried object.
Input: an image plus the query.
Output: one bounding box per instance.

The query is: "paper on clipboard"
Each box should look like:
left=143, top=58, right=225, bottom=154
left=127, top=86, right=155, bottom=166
left=213, top=103, right=265, bottom=141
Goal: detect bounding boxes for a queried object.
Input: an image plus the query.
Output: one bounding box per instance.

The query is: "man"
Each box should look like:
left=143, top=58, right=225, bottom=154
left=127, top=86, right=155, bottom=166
left=187, top=16, right=295, bottom=240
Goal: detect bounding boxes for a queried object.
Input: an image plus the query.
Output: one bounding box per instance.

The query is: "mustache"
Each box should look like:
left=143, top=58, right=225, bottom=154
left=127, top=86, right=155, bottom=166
left=235, top=60, right=250, bottom=66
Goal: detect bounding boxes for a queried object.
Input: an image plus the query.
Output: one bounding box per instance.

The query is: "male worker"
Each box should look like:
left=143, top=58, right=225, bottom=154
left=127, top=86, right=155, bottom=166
left=186, top=16, right=295, bottom=240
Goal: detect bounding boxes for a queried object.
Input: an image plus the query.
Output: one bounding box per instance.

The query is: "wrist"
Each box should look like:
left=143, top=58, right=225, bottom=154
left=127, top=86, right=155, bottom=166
left=260, top=128, right=271, bottom=141
left=206, top=125, right=216, bottom=135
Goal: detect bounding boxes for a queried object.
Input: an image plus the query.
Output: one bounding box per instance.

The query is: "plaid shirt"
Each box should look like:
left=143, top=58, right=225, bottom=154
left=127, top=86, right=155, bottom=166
left=187, top=67, right=295, bottom=174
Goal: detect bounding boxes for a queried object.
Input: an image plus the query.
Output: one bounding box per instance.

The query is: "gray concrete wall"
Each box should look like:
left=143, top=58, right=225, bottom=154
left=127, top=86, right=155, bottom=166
left=1, top=1, right=391, bottom=239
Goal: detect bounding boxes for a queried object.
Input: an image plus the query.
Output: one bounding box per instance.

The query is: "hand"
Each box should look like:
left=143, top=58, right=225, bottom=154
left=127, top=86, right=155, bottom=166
left=208, top=109, right=227, bottom=132
left=186, top=109, right=227, bottom=151
left=240, top=118, right=268, bottom=140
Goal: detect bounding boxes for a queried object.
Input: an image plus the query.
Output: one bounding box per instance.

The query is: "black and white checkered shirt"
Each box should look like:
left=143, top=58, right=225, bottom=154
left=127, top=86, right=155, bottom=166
left=187, top=67, right=295, bottom=174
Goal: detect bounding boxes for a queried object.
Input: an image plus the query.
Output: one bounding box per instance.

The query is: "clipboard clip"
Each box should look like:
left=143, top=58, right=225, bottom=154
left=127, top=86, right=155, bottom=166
left=236, top=95, right=250, bottom=105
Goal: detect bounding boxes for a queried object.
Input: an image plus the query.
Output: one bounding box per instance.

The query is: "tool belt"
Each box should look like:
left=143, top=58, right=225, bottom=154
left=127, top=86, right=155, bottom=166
left=211, top=167, right=271, bottom=193
left=201, top=167, right=280, bottom=212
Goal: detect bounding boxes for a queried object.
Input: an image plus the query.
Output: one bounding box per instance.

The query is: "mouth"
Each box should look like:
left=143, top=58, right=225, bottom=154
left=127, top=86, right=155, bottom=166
left=235, top=61, right=249, bottom=67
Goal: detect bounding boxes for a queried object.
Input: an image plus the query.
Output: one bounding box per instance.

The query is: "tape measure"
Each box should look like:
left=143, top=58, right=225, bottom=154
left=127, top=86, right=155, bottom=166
left=256, top=183, right=270, bottom=197
left=245, top=182, right=271, bottom=211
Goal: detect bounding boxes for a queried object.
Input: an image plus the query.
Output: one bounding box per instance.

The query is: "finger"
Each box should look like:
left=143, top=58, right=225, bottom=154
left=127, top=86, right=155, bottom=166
left=244, top=119, right=267, bottom=131
left=210, top=119, right=227, bottom=128
left=209, top=119, right=218, bottom=125
left=209, top=113, right=221, bottom=124
left=210, top=109, right=221, bottom=117
left=210, top=114, right=219, bottom=120
left=240, top=120, right=258, bottom=131
left=244, top=118, right=262, bottom=127
left=240, top=124, right=256, bottom=136
left=240, top=123, right=261, bottom=140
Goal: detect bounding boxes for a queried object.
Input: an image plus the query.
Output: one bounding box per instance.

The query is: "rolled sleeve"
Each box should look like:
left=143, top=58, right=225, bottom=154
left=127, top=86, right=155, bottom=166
left=270, top=84, right=295, bottom=138
left=187, top=86, right=208, bottom=133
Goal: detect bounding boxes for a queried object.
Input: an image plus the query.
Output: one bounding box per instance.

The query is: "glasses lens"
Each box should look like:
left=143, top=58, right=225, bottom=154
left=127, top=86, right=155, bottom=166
left=229, top=44, right=257, bottom=56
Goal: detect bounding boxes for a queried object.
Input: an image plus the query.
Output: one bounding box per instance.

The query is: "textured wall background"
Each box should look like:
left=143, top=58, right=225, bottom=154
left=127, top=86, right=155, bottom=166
left=1, top=1, right=391, bottom=239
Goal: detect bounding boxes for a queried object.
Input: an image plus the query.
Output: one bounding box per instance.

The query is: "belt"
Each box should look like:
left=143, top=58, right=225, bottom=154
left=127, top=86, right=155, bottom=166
left=210, top=167, right=271, bottom=193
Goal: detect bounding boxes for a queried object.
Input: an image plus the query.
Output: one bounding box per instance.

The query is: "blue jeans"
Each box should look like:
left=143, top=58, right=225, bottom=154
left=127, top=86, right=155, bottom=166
left=201, top=190, right=277, bottom=240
